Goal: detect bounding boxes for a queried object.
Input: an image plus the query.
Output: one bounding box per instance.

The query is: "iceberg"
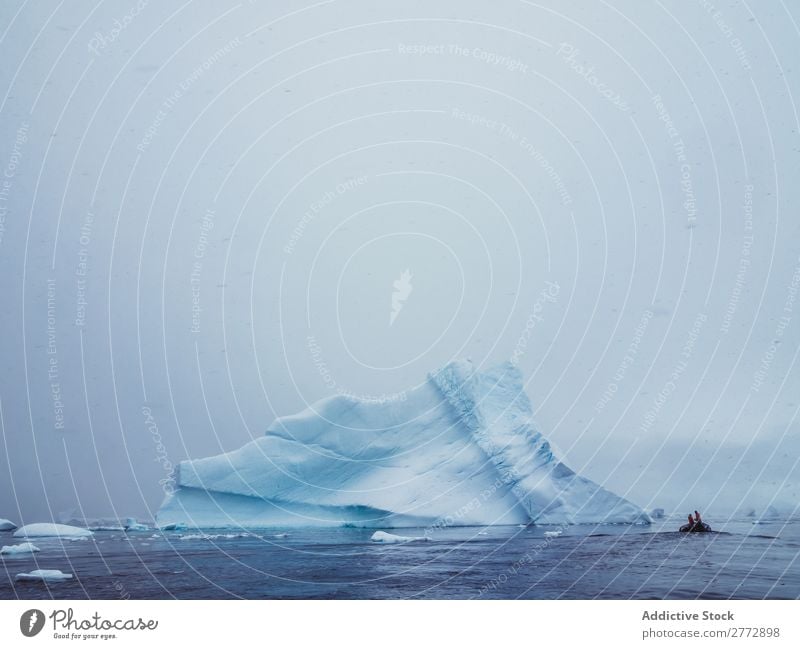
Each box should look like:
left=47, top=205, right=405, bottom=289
left=158, top=360, right=650, bottom=529
left=124, top=518, right=149, bottom=531
left=0, top=518, right=17, bottom=531
left=14, top=523, right=93, bottom=538
left=15, top=569, right=72, bottom=582
left=1, top=542, right=40, bottom=555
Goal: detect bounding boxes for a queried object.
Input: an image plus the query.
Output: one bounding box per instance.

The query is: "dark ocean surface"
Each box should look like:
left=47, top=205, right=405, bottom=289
left=2, top=517, right=798, bottom=599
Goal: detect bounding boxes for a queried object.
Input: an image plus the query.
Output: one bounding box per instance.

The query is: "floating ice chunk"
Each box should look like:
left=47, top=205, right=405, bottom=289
left=158, top=360, right=650, bottom=528
left=0, top=518, right=17, bottom=531
left=14, top=523, right=93, bottom=539
left=179, top=532, right=250, bottom=540
left=124, top=518, right=149, bottom=531
left=650, top=508, right=665, bottom=519
left=370, top=531, right=431, bottom=543
left=15, top=569, right=73, bottom=582
left=543, top=530, right=562, bottom=538
left=1, top=542, right=40, bottom=555
left=273, top=533, right=289, bottom=539
left=126, top=524, right=149, bottom=531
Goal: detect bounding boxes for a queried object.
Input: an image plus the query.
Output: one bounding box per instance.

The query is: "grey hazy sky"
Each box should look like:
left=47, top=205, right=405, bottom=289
left=0, top=0, right=798, bottom=523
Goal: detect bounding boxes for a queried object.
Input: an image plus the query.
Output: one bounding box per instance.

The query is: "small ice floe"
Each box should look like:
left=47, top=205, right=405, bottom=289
left=180, top=532, right=250, bottom=541
left=543, top=530, right=562, bottom=538
left=273, top=533, right=289, bottom=539
left=14, top=523, right=93, bottom=539
left=370, top=531, right=431, bottom=544
left=1, top=542, right=40, bottom=555
left=15, top=569, right=73, bottom=582
left=0, top=518, right=17, bottom=531
left=478, top=531, right=489, bottom=536
left=158, top=522, right=187, bottom=531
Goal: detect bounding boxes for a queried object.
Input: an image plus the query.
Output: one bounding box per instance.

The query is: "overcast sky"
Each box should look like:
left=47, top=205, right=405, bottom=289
left=0, top=0, right=798, bottom=523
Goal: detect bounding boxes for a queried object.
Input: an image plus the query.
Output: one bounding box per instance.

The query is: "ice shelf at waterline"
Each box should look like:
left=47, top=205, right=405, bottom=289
left=157, top=360, right=650, bottom=528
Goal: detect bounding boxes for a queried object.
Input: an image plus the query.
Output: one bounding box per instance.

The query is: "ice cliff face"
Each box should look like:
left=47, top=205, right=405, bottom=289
left=157, top=360, right=649, bottom=528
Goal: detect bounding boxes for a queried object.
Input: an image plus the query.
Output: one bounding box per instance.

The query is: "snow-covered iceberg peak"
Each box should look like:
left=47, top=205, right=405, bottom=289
left=158, top=360, right=649, bottom=528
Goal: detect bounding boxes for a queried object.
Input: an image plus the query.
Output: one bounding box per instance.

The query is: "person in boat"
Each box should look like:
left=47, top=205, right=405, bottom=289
left=680, top=511, right=711, bottom=532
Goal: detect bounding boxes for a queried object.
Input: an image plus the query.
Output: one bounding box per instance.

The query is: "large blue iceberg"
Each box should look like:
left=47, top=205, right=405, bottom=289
left=157, top=360, right=649, bottom=528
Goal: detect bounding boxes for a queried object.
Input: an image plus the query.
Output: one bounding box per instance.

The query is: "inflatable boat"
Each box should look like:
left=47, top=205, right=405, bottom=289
left=679, top=521, right=712, bottom=533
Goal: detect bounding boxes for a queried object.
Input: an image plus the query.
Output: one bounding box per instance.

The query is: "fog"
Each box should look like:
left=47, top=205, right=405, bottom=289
left=0, top=0, right=798, bottom=524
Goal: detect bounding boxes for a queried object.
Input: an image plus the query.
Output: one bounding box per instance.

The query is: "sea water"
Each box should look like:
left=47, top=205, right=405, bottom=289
left=1, top=517, right=798, bottom=599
